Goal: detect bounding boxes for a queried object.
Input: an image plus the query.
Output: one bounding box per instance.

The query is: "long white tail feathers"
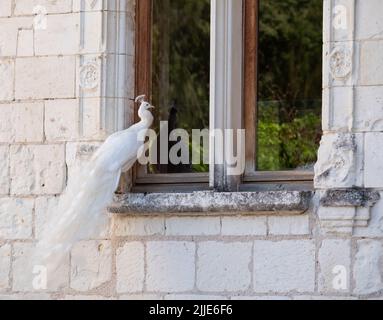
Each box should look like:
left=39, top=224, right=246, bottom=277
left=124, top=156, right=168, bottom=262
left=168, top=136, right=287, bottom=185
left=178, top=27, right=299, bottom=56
left=29, top=162, right=121, bottom=281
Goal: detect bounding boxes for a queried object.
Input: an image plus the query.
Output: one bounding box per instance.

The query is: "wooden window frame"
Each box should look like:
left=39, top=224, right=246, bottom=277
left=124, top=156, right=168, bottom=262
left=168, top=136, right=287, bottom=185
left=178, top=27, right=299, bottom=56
left=133, top=0, right=314, bottom=192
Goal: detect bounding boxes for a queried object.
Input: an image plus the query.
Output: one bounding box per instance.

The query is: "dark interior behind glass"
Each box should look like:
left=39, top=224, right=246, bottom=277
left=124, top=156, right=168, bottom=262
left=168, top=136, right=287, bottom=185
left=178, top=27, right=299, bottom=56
left=150, top=0, right=211, bottom=174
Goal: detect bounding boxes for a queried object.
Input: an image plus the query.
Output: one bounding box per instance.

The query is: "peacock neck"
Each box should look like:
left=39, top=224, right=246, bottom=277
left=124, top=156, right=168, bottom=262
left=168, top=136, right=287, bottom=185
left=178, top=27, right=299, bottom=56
left=138, top=114, right=154, bottom=128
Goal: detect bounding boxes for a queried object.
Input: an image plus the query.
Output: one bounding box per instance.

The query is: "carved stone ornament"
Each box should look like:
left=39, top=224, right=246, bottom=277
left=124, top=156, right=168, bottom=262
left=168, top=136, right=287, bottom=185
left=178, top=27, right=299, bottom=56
left=318, top=189, right=380, bottom=235
left=79, top=61, right=100, bottom=90
left=329, top=46, right=352, bottom=80
left=314, top=133, right=358, bottom=188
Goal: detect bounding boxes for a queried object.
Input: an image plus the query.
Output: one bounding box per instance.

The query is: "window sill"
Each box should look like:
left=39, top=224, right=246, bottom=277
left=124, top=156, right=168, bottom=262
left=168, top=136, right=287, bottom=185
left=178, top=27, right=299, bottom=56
left=320, top=189, right=380, bottom=208
left=109, top=191, right=313, bottom=216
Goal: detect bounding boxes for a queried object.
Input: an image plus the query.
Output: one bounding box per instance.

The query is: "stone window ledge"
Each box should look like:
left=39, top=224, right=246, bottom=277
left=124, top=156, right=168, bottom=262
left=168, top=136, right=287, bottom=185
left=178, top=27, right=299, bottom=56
left=320, top=189, right=380, bottom=208
left=109, top=191, right=313, bottom=216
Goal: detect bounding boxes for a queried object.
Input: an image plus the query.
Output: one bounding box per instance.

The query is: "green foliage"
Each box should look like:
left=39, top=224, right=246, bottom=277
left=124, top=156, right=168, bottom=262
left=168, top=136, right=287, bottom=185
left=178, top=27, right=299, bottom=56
left=258, top=0, right=323, bottom=103
left=257, top=0, right=323, bottom=171
left=257, top=102, right=322, bottom=171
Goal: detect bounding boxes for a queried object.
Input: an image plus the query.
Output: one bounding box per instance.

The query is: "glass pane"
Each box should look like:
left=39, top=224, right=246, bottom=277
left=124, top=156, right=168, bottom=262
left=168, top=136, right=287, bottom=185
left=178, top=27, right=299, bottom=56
left=150, top=0, right=210, bottom=174
left=257, top=0, right=323, bottom=172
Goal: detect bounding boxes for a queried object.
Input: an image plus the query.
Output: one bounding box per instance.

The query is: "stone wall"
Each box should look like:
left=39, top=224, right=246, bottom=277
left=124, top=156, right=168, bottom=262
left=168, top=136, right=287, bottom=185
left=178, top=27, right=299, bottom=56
left=0, top=0, right=383, bottom=300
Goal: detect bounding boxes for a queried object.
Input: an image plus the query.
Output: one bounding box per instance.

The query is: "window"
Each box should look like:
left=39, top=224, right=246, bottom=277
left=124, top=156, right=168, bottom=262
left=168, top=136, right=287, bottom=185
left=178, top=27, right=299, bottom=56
left=134, top=0, right=322, bottom=192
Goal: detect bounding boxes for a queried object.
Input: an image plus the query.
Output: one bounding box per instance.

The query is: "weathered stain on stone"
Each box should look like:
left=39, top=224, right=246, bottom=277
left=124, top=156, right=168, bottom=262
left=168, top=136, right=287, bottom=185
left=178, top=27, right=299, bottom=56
left=320, top=189, right=380, bottom=208
left=315, top=133, right=362, bottom=188
left=109, top=191, right=313, bottom=216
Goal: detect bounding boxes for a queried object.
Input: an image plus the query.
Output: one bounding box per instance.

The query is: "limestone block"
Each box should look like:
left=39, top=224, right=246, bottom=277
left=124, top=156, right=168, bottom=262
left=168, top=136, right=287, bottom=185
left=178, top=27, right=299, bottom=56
left=254, top=240, right=316, bottom=293
left=0, top=102, right=44, bottom=143
left=146, top=242, right=195, bottom=292
left=0, top=146, right=9, bottom=195
left=268, top=215, right=310, bottom=236
left=81, top=98, right=103, bottom=138
left=15, top=56, right=76, bottom=100
left=221, top=216, right=267, bottom=236
left=0, top=244, right=11, bottom=290
left=197, top=242, right=252, bottom=292
left=17, top=29, right=34, bottom=57
left=0, top=1, right=12, bottom=17
left=113, top=217, right=165, bottom=237
left=0, top=17, right=32, bottom=57
left=360, top=40, right=383, bottom=86
left=354, top=86, right=383, bottom=132
left=365, top=133, right=383, bottom=188
left=318, top=239, right=351, bottom=293
left=34, top=197, right=59, bottom=240
left=34, top=13, right=80, bottom=55
left=356, top=0, right=383, bottom=40
left=78, top=12, right=103, bottom=54
left=10, top=145, right=66, bottom=195
left=14, top=0, right=72, bottom=15
left=12, top=242, right=69, bottom=292
left=0, top=59, right=14, bottom=101
left=322, top=86, right=353, bottom=131
left=354, top=240, right=383, bottom=295
left=166, top=217, right=221, bottom=236
left=0, top=198, right=33, bottom=240
left=116, top=242, right=145, bottom=293
left=70, top=241, right=112, bottom=292
left=45, top=99, right=79, bottom=141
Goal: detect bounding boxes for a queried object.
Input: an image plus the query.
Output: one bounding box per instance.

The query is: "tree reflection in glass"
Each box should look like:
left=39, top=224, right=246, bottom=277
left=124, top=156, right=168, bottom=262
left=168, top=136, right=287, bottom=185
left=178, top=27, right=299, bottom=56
left=150, top=0, right=210, bottom=174
left=257, top=0, right=323, bottom=171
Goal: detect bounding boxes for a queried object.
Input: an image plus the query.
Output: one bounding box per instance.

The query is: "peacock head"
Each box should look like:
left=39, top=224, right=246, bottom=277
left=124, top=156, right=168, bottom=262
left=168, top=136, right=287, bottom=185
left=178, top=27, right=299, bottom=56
left=135, top=95, right=154, bottom=126
left=136, top=95, right=155, bottom=121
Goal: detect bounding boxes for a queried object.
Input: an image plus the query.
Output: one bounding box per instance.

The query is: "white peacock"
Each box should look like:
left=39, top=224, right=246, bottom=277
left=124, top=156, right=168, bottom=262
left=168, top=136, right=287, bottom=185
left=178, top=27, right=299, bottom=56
left=29, top=95, right=154, bottom=280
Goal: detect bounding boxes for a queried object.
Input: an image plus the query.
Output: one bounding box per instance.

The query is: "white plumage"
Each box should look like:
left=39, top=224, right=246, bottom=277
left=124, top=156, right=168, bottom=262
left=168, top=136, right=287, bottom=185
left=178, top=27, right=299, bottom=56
left=32, top=96, right=154, bottom=276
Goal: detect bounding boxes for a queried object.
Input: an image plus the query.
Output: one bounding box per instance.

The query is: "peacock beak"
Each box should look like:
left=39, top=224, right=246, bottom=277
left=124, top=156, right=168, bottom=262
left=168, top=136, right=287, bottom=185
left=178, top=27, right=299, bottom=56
left=148, top=105, right=155, bottom=109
